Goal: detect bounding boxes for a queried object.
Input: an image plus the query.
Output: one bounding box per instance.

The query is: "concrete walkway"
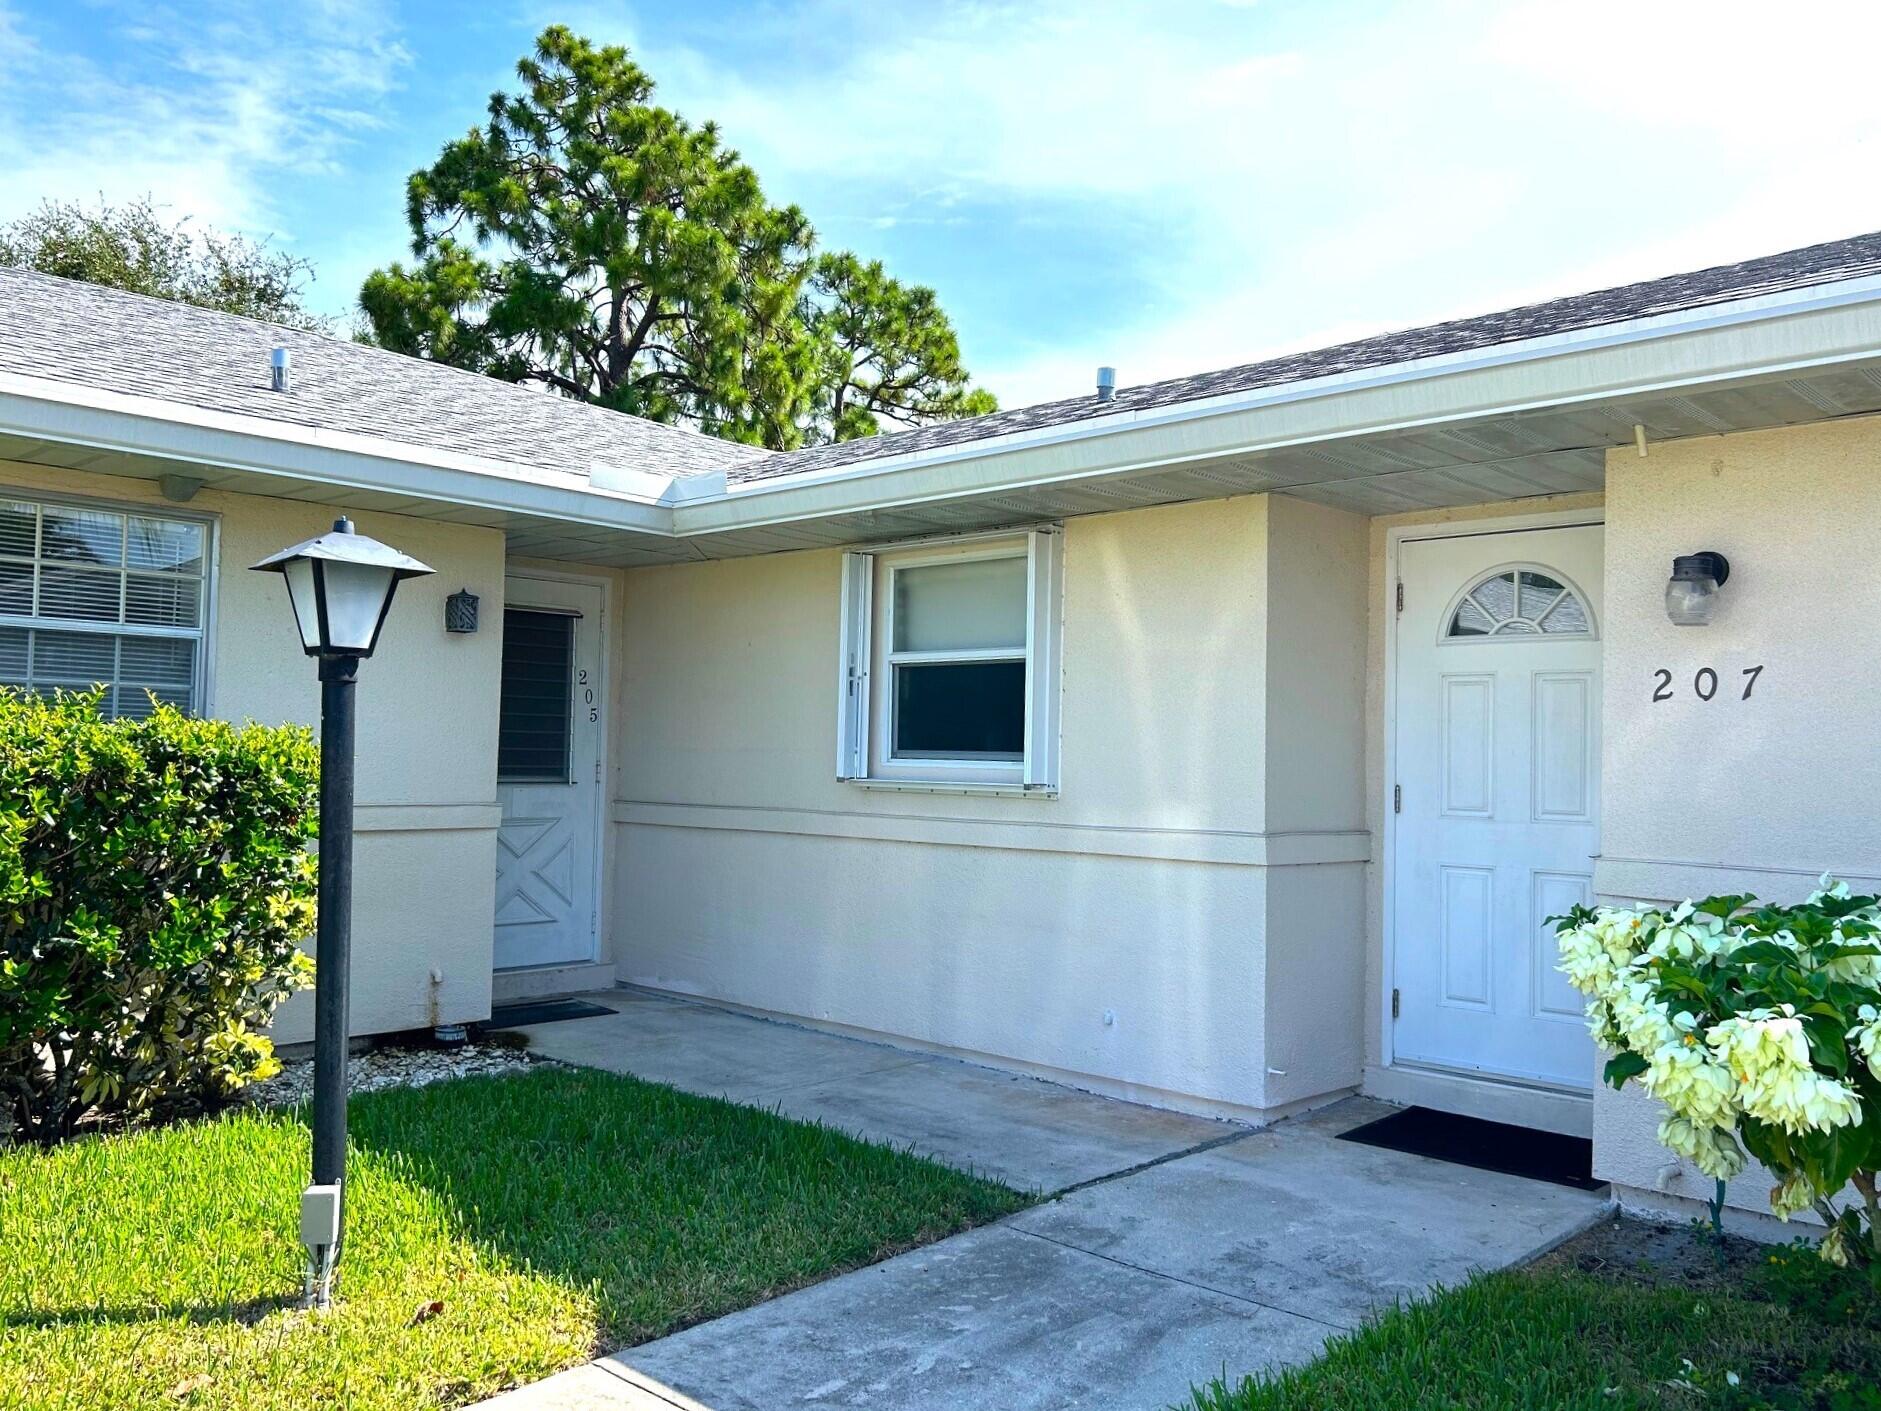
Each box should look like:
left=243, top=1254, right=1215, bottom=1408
left=483, top=990, right=1608, bottom=1411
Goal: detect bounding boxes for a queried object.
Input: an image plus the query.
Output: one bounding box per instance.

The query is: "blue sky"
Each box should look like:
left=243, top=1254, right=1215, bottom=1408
left=5, top=0, right=1880, bottom=409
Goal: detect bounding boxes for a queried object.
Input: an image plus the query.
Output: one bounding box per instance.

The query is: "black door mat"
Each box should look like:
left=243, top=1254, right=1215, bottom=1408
left=1336, top=1105, right=1604, bottom=1191
left=483, top=998, right=618, bottom=1031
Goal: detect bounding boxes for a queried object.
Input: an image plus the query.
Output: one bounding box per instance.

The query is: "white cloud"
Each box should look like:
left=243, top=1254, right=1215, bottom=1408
left=11, top=0, right=1880, bottom=410
left=610, top=0, right=1881, bottom=407
left=0, top=0, right=408, bottom=248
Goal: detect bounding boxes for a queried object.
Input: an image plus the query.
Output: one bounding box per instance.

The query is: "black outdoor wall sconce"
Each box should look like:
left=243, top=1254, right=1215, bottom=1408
left=1665, top=552, right=1730, bottom=626
left=445, top=589, right=480, bottom=634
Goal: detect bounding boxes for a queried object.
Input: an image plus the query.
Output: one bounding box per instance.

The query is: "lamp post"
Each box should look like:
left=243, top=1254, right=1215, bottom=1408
left=252, top=517, right=433, bottom=1308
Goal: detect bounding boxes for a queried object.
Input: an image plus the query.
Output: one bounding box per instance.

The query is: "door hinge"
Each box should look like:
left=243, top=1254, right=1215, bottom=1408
left=1391, top=988, right=1401, bottom=1019
left=1395, top=581, right=1404, bottom=614
left=1393, top=783, right=1401, bottom=814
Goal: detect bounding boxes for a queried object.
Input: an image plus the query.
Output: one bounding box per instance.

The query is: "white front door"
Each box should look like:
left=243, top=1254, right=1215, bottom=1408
left=1392, top=524, right=1602, bottom=1090
left=493, top=575, right=604, bottom=970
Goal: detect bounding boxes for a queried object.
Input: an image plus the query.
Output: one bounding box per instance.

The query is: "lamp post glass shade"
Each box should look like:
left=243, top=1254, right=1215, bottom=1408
left=1665, top=551, right=1730, bottom=627
left=252, top=518, right=434, bottom=656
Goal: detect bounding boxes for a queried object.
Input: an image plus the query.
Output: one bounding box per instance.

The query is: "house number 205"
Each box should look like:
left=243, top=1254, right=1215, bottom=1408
left=1651, top=665, right=1764, bottom=703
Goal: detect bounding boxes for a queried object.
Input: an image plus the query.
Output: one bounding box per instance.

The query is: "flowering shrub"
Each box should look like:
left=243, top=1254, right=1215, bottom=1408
left=0, top=690, right=318, bottom=1143
left=1555, top=881, right=1881, bottom=1268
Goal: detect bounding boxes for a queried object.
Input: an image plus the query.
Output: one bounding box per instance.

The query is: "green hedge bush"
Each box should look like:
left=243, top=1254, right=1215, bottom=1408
left=0, top=689, right=319, bottom=1144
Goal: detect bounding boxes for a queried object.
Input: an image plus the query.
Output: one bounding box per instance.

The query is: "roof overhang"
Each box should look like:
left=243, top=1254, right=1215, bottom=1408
left=673, top=272, right=1881, bottom=555
left=0, top=370, right=701, bottom=565
left=5, top=274, right=1881, bottom=565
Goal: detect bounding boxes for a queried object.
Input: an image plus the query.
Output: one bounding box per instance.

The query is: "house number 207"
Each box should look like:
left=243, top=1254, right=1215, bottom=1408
left=1651, top=665, right=1763, bottom=703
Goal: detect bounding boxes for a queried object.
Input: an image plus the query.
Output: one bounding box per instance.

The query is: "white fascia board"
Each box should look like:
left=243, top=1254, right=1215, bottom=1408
left=583, top=464, right=727, bottom=504
left=0, top=371, right=680, bottom=537
left=586, top=462, right=679, bottom=501
left=660, top=469, right=729, bottom=503
left=674, top=277, right=1881, bottom=536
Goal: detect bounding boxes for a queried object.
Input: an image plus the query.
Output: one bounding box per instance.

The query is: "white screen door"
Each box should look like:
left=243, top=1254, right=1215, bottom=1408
left=493, top=575, right=603, bottom=970
left=1392, top=524, right=1602, bottom=1090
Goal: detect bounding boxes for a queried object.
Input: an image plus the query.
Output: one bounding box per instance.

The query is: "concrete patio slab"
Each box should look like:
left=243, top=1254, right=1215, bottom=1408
left=606, top=1223, right=1336, bottom=1411
left=514, top=998, right=933, bottom=1108
left=757, top=1048, right=1232, bottom=1191
left=1008, top=1097, right=1608, bottom=1329
left=566, top=1099, right=1606, bottom=1411
left=522, top=992, right=1231, bottom=1192
left=488, top=998, right=1611, bottom=1411
left=476, top=1363, right=700, bottom=1411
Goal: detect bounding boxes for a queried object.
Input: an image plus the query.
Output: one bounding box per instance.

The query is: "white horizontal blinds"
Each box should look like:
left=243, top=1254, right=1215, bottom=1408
left=836, top=551, right=873, bottom=779
left=1023, top=528, right=1063, bottom=789
left=891, top=557, right=1027, bottom=651
left=0, top=496, right=207, bottom=718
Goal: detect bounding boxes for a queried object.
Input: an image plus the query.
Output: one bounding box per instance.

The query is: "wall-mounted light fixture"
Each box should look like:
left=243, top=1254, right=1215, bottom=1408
left=444, top=589, right=479, bottom=634
left=1665, top=552, right=1730, bottom=626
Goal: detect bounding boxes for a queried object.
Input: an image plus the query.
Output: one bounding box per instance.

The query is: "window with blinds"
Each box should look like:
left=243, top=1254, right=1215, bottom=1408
left=887, top=554, right=1028, bottom=761
left=497, top=608, right=574, bottom=783
left=0, top=495, right=209, bottom=718
left=835, top=529, right=1064, bottom=791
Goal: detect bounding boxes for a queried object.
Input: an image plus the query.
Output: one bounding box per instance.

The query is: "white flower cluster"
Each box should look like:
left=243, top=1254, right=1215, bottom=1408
left=1851, top=1004, right=1881, bottom=1084
left=1556, top=882, right=1879, bottom=1235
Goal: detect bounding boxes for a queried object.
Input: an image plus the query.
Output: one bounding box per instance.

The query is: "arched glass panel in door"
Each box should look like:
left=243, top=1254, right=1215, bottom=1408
left=1446, top=566, right=1593, bottom=639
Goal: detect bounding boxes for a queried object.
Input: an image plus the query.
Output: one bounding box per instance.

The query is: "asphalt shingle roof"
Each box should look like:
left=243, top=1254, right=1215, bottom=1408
left=730, top=229, right=1881, bottom=484
left=0, top=266, right=765, bottom=484
left=9, top=232, right=1881, bottom=497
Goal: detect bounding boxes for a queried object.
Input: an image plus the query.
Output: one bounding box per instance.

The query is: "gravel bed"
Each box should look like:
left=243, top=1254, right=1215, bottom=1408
left=251, top=1040, right=539, bottom=1108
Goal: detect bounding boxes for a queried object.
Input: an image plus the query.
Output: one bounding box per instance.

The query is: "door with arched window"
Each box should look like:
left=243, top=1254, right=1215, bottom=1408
left=1392, top=524, right=1603, bottom=1092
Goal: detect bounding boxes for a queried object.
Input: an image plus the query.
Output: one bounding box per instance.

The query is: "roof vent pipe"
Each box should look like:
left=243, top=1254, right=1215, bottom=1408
left=1095, top=366, right=1116, bottom=402
left=270, top=346, right=291, bottom=393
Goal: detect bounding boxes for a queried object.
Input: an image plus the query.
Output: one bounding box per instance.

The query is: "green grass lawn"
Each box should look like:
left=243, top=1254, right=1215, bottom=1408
left=0, top=1063, right=1029, bottom=1411
left=1184, top=1253, right=1881, bottom=1411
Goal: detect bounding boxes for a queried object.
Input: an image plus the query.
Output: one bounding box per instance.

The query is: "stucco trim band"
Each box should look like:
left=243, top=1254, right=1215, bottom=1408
left=1595, top=855, right=1881, bottom=904
left=611, top=799, right=1371, bottom=867
left=354, top=803, right=503, bottom=833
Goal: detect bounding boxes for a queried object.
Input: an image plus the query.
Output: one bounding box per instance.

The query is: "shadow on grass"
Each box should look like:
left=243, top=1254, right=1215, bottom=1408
left=4, top=1292, right=296, bottom=1330
left=342, top=1062, right=1029, bottom=1348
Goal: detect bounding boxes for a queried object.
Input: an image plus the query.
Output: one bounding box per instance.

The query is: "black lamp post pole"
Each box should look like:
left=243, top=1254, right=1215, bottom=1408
left=312, top=652, right=358, bottom=1266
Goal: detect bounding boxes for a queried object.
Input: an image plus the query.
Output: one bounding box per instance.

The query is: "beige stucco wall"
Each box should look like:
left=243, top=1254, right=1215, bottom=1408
left=1260, top=497, right=1371, bottom=1108
left=0, top=457, right=505, bottom=1042
left=1593, top=415, right=1881, bottom=1225
left=613, top=492, right=1369, bottom=1119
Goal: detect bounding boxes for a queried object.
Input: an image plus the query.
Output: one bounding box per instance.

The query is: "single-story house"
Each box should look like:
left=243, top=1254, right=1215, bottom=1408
left=4, top=231, right=1880, bottom=1228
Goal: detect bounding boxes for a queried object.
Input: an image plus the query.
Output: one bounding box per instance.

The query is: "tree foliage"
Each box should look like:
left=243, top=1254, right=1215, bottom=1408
left=0, top=196, right=326, bottom=329
left=360, top=26, right=994, bottom=449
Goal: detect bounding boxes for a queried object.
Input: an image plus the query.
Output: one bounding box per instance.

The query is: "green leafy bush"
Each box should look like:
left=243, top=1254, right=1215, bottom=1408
left=0, top=689, right=318, bottom=1143
left=1556, top=882, right=1881, bottom=1268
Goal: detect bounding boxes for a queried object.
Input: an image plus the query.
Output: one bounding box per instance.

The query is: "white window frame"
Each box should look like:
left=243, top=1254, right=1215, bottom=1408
left=836, top=527, right=1063, bottom=794
left=0, top=485, right=218, bottom=717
